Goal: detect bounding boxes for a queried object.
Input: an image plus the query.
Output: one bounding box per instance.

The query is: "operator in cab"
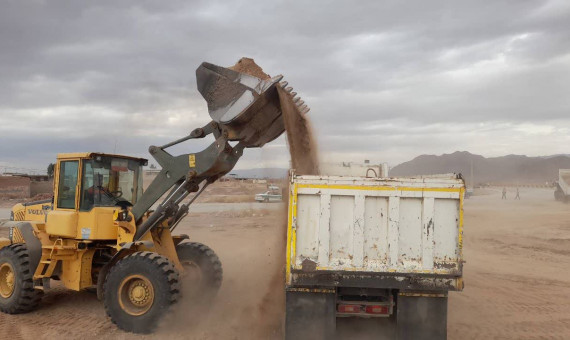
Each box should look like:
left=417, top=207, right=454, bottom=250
left=80, top=156, right=143, bottom=211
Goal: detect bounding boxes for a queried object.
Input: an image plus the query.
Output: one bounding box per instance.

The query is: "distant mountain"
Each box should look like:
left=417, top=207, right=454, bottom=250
left=540, top=154, right=570, bottom=159
left=390, top=151, right=570, bottom=185
left=228, top=167, right=288, bottom=179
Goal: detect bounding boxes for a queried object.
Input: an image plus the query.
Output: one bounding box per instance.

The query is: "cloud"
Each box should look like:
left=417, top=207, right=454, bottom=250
left=0, top=0, right=569, bottom=173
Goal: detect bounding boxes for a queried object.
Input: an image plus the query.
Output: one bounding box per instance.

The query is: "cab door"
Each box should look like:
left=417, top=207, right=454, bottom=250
left=46, top=159, right=80, bottom=238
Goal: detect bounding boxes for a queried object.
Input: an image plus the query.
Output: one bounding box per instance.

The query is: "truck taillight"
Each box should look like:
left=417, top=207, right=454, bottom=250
left=365, top=305, right=389, bottom=315
left=337, top=304, right=360, bottom=313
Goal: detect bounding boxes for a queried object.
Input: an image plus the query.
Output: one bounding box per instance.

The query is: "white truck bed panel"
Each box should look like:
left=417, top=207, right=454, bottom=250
left=287, top=174, right=464, bottom=282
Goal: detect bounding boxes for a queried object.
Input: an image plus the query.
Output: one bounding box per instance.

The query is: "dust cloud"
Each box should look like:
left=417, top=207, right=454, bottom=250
left=229, top=57, right=320, bottom=175
left=157, top=58, right=320, bottom=339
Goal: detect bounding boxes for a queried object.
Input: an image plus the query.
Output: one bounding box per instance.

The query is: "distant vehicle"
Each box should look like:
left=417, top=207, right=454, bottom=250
left=255, top=185, right=282, bottom=202
left=554, top=169, right=570, bottom=202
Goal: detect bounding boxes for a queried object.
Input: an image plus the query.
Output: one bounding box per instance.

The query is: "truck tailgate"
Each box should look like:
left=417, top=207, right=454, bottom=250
left=286, top=174, right=465, bottom=289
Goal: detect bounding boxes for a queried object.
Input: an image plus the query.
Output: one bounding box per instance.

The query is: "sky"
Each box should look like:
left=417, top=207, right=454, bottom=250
left=1, top=0, right=569, bottom=174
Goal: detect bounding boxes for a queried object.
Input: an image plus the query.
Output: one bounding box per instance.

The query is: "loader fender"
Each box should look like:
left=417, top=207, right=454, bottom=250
left=0, top=238, right=10, bottom=250
left=8, top=223, right=42, bottom=273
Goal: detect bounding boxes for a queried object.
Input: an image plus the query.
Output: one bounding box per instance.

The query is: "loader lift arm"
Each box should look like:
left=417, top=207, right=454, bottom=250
left=130, top=61, right=307, bottom=241
left=132, top=120, right=245, bottom=240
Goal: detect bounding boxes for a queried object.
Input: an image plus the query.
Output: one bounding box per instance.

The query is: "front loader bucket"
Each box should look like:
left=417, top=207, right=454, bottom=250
left=196, top=61, right=305, bottom=148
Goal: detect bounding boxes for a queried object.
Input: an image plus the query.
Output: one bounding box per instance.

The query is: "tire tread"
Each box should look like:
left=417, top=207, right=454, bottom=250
left=0, top=244, right=43, bottom=314
left=103, top=251, right=180, bottom=333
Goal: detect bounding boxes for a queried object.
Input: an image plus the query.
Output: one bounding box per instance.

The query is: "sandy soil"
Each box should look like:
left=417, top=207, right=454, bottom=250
left=1, top=187, right=569, bottom=339
left=196, top=180, right=284, bottom=204
left=0, top=208, right=287, bottom=340
left=277, top=85, right=319, bottom=176
left=229, top=57, right=271, bottom=80
left=448, top=187, right=570, bottom=339
left=231, top=56, right=320, bottom=176
left=144, top=175, right=285, bottom=204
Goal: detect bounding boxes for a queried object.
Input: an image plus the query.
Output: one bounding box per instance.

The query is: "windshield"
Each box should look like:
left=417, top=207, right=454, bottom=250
left=80, top=156, right=143, bottom=211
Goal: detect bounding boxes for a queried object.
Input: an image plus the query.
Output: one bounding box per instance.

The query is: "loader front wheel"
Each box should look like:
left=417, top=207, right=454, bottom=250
left=0, top=244, right=43, bottom=314
left=104, top=252, right=180, bottom=333
left=176, top=242, right=223, bottom=301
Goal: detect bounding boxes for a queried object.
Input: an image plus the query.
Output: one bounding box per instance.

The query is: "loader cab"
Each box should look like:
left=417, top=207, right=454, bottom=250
left=54, top=153, right=146, bottom=211
left=48, top=153, right=147, bottom=240
left=78, top=155, right=145, bottom=211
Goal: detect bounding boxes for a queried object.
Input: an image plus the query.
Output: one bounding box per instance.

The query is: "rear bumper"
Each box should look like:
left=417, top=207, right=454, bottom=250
left=289, top=270, right=463, bottom=291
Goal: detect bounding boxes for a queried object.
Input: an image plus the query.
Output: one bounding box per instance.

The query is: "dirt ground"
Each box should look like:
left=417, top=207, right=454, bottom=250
left=448, top=187, right=570, bottom=339
left=0, top=187, right=569, bottom=339
left=196, top=180, right=284, bottom=203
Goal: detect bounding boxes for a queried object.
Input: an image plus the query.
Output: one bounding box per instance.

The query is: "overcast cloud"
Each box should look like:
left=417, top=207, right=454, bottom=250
left=1, top=0, right=569, bottom=173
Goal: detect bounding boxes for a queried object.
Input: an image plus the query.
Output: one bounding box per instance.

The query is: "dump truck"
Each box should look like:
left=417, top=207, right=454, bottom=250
left=554, top=169, right=570, bottom=202
left=0, top=60, right=308, bottom=333
left=285, top=170, right=465, bottom=340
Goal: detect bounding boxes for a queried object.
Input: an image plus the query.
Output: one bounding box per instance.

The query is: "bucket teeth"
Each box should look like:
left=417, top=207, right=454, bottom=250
left=280, top=78, right=310, bottom=114
left=196, top=62, right=314, bottom=148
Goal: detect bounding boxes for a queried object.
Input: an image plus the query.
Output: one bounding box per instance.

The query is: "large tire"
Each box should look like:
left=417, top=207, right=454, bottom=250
left=176, top=242, right=223, bottom=301
left=104, top=251, right=180, bottom=333
left=0, top=244, right=43, bottom=314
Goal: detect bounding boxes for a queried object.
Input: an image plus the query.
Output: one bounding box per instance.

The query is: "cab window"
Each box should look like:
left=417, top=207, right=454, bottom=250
left=80, top=157, right=143, bottom=211
left=57, top=161, right=79, bottom=209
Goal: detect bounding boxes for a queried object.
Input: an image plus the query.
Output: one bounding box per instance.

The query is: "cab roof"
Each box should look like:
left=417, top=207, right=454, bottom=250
left=56, top=152, right=148, bottom=164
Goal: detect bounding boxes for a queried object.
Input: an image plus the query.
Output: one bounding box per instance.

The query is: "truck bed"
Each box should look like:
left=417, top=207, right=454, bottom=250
left=286, top=173, right=465, bottom=291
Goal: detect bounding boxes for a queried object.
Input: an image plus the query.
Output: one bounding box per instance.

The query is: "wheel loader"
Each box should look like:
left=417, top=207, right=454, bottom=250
left=0, top=60, right=308, bottom=333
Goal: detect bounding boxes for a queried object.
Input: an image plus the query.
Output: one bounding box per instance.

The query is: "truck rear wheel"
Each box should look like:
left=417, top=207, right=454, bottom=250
left=0, top=244, right=43, bottom=314
left=176, top=242, right=223, bottom=301
left=285, top=289, right=336, bottom=340
left=104, top=251, right=180, bottom=333
left=397, top=293, right=448, bottom=340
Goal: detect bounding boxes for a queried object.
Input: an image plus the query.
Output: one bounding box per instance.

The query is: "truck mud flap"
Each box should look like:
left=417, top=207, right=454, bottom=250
left=397, top=292, right=448, bottom=340
left=285, top=288, right=336, bottom=340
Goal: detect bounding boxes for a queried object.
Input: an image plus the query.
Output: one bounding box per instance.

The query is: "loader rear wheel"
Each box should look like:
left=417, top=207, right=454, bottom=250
left=104, top=251, right=180, bottom=333
left=176, top=242, right=223, bottom=301
left=0, top=244, right=43, bottom=314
